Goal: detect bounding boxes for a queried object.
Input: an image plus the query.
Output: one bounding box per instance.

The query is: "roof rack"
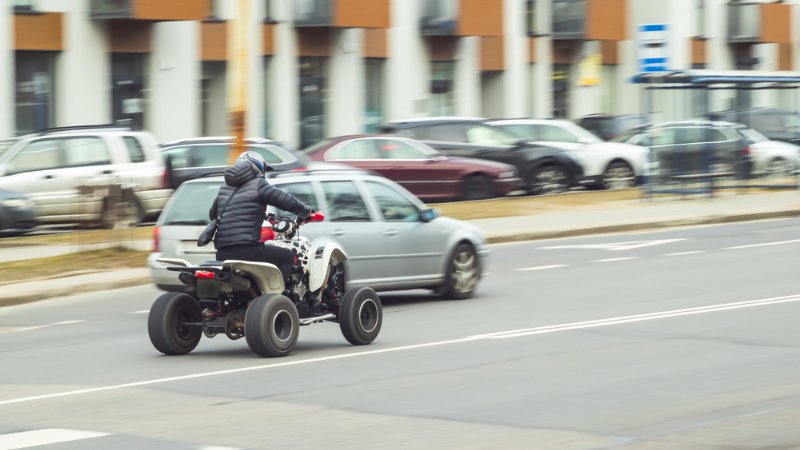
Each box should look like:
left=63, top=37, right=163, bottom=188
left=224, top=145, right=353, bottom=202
left=267, top=168, right=370, bottom=179
left=36, top=124, right=132, bottom=136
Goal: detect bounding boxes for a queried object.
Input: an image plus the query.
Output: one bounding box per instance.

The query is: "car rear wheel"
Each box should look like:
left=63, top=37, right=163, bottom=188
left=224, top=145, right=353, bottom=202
left=101, top=196, right=143, bottom=229
left=439, top=243, right=480, bottom=300
left=461, top=175, right=494, bottom=201
left=148, top=292, right=203, bottom=355
left=766, top=157, right=793, bottom=178
left=528, top=165, right=569, bottom=195
left=244, top=294, right=299, bottom=357
left=602, top=161, right=636, bottom=190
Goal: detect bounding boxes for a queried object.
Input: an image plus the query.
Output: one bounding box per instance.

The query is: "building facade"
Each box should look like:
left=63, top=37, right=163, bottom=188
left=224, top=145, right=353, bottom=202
left=1, top=0, right=798, bottom=146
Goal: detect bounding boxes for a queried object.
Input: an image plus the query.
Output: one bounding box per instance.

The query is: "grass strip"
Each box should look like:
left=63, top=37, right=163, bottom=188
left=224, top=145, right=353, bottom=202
left=0, top=247, right=149, bottom=285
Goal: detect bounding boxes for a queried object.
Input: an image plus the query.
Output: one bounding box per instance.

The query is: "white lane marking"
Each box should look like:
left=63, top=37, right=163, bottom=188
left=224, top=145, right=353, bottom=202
left=595, top=257, right=637, bottom=263
left=130, top=310, right=150, bottom=314
left=726, top=239, right=800, bottom=250
left=0, top=326, right=47, bottom=335
left=542, top=239, right=686, bottom=252
left=199, top=447, right=241, bottom=450
left=2, top=293, right=799, bottom=407
left=515, top=264, right=567, bottom=271
left=470, top=295, right=800, bottom=340
left=52, top=320, right=85, bottom=326
left=665, top=251, right=706, bottom=257
left=0, top=428, right=110, bottom=449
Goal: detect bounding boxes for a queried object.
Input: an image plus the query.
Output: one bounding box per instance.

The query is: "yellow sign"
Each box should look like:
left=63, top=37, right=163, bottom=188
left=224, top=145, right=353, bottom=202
left=578, top=53, right=601, bottom=86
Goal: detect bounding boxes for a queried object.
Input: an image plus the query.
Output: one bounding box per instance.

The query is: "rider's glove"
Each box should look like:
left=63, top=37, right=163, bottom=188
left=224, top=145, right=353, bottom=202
left=298, top=207, right=315, bottom=222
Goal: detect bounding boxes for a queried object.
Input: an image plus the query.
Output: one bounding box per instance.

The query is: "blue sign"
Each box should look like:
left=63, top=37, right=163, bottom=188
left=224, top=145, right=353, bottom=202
left=638, top=24, right=669, bottom=73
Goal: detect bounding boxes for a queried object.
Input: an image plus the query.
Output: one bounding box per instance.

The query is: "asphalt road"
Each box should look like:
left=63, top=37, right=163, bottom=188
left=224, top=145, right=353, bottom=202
left=1, top=219, right=799, bottom=449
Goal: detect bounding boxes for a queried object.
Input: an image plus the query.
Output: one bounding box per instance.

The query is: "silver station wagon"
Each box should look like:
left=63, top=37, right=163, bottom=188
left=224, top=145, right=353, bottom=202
left=149, top=168, right=489, bottom=299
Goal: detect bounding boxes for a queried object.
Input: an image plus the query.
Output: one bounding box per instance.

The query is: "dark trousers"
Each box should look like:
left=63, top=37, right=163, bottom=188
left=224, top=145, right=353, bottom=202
left=217, top=244, right=296, bottom=284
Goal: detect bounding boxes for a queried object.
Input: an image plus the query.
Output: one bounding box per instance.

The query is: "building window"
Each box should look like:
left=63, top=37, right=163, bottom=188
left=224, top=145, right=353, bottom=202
left=430, top=61, right=455, bottom=115
left=525, top=0, right=537, bottom=36
left=111, top=53, right=147, bottom=130
left=265, top=0, right=274, bottom=21
left=696, top=0, right=705, bottom=37
left=15, top=51, right=55, bottom=136
left=364, top=59, right=385, bottom=133
left=13, top=0, right=35, bottom=12
left=552, top=65, right=569, bottom=119
left=299, top=57, right=328, bottom=149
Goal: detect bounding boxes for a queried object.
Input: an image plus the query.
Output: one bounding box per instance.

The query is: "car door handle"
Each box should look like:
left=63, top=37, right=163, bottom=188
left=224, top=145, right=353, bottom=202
left=42, top=174, right=54, bottom=179
left=101, top=169, right=114, bottom=175
left=331, top=229, right=345, bottom=237
left=384, top=229, right=398, bottom=237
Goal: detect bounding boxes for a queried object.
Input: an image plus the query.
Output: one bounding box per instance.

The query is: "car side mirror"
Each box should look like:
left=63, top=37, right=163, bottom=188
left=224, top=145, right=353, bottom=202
left=429, top=154, right=447, bottom=162
left=419, top=207, right=440, bottom=222
left=514, top=139, right=530, bottom=147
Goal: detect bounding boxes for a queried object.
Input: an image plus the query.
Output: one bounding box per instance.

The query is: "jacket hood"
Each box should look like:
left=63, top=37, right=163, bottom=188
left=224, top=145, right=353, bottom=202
left=224, top=161, right=259, bottom=187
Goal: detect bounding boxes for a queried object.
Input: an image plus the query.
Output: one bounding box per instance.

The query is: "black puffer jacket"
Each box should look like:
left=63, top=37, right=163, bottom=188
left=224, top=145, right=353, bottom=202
left=209, top=161, right=311, bottom=249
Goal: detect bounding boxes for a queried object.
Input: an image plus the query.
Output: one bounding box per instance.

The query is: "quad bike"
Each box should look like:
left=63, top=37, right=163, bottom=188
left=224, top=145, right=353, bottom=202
left=148, top=211, right=382, bottom=357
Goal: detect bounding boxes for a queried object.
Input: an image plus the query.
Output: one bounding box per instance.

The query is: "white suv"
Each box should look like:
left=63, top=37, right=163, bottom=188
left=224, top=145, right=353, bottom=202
left=0, top=126, right=172, bottom=227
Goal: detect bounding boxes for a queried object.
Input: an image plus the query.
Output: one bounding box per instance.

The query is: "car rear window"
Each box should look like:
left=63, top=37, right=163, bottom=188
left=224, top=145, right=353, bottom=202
left=163, top=144, right=289, bottom=169
left=159, top=181, right=221, bottom=226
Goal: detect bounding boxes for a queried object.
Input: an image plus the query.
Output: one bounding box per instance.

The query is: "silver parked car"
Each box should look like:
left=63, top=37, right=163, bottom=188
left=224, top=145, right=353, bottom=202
left=149, top=169, right=489, bottom=299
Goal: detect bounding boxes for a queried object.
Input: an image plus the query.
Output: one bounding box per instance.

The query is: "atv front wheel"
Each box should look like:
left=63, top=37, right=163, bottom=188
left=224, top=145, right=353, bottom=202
left=244, top=294, right=299, bottom=357
left=148, top=292, right=202, bottom=355
left=339, top=287, right=382, bottom=345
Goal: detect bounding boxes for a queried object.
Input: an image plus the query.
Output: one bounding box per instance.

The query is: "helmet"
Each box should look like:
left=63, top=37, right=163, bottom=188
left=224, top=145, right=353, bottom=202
left=236, top=151, right=272, bottom=176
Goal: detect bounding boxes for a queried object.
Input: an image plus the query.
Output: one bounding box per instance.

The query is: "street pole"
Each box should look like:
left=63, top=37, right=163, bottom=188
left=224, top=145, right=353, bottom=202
left=228, top=0, right=249, bottom=163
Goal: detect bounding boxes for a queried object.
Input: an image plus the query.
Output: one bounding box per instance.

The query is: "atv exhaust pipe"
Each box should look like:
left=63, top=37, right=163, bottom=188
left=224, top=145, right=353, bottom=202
left=216, top=271, right=251, bottom=291
left=299, top=314, right=335, bottom=326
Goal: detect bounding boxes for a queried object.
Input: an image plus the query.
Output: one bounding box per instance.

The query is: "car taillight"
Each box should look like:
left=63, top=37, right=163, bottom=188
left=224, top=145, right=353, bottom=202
left=260, top=226, right=275, bottom=243
left=153, top=226, right=160, bottom=252
left=290, top=166, right=308, bottom=172
left=194, top=270, right=215, bottom=279
left=743, top=146, right=751, bottom=156
left=162, top=168, right=171, bottom=189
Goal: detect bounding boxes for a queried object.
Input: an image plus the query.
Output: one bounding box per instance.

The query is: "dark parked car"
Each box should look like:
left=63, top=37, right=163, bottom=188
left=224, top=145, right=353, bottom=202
left=576, top=114, right=651, bottom=141
left=707, top=108, right=800, bottom=145
left=0, top=189, right=37, bottom=236
left=160, top=137, right=307, bottom=188
left=302, top=135, right=523, bottom=201
left=612, top=121, right=753, bottom=178
left=378, top=118, right=583, bottom=195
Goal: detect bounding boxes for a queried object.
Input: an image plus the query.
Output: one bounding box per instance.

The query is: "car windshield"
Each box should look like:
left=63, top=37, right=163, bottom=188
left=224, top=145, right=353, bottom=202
left=159, top=181, right=222, bottom=226
left=466, top=125, right=520, bottom=146
left=300, top=138, right=335, bottom=154
left=611, top=128, right=643, bottom=143
left=0, top=138, right=18, bottom=158
left=739, top=128, right=769, bottom=143
left=162, top=143, right=291, bottom=169
left=560, top=122, right=603, bottom=143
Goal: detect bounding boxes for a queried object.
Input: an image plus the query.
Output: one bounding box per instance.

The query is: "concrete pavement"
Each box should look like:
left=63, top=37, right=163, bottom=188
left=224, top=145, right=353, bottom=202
left=1, top=189, right=798, bottom=307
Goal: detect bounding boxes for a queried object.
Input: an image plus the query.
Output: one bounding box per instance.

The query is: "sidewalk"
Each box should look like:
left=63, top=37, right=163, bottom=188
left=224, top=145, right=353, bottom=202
left=1, top=190, right=798, bottom=307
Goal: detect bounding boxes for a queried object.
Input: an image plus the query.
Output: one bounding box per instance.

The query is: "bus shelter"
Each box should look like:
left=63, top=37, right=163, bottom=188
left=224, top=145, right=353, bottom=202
left=632, top=70, right=800, bottom=197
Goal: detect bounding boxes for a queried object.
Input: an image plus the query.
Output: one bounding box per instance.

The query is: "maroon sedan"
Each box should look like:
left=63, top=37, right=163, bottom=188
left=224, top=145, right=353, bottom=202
left=302, top=135, right=523, bottom=201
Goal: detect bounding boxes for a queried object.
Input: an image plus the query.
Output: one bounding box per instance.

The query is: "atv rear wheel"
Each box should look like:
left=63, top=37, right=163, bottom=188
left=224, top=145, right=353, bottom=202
left=148, top=292, right=202, bottom=355
left=339, top=287, right=382, bottom=345
left=244, top=294, right=299, bottom=357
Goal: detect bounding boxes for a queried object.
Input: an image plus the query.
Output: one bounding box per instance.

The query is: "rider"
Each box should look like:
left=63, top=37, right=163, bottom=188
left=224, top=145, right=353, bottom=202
left=209, top=151, right=314, bottom=285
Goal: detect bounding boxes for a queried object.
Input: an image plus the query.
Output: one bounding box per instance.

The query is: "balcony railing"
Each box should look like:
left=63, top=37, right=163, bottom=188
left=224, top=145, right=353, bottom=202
left=551, top=0, right=586, bottom=40
left=727, top=2, right=760, bottom=42
left=294, top=0, right=333, bottom=27
left=420, top=0, right=459, bottom=36
left=90, top=0, right=132, bottom=19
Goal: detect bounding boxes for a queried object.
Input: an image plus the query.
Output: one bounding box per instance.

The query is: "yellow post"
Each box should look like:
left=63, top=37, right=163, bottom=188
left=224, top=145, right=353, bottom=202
left=228, top=0, right=249, bottom=163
